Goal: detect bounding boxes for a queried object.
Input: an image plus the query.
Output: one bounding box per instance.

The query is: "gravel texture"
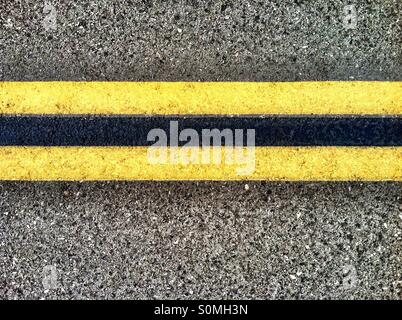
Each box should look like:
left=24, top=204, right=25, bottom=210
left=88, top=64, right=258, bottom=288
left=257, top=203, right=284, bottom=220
left=1, top=0, right=401, bottom=81
left=0, top=0, right=401, bottom=300
left=1, top=182, right=401, bottom=299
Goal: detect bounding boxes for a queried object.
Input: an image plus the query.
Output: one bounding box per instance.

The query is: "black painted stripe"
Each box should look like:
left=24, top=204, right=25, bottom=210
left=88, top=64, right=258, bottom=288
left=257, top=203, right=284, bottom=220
left=0, top=116, right=400, bottom=146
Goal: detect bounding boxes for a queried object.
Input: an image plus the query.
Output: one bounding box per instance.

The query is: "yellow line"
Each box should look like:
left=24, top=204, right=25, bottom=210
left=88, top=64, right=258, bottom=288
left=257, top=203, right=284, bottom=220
left=0, top=147, right=400, bottom=181
left=1, top=81, right=401, bottom=115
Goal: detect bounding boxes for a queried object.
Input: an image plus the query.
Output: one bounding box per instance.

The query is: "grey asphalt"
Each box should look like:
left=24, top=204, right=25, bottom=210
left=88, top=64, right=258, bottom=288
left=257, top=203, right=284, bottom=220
left=0, top=0, right=401, bottom=299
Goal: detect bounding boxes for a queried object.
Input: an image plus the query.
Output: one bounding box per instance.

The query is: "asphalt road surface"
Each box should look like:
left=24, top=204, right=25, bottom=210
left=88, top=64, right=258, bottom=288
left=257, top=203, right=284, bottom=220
left=0, top=0, right=401, bottom=299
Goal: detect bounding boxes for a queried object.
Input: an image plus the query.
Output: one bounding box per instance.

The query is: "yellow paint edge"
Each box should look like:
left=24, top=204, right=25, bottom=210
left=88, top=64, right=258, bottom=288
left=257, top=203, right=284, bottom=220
left=1, top=81, right=401, bottom=115
left=0, top=147, right=400, bottom=181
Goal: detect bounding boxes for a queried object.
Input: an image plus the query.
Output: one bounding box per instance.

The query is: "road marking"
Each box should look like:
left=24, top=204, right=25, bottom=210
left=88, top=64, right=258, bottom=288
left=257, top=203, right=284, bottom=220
left=0, top=147, right=400, bottom=181
left=0, top=81, right=400, bottom=181
left=1, top=81, right=401, bottom=115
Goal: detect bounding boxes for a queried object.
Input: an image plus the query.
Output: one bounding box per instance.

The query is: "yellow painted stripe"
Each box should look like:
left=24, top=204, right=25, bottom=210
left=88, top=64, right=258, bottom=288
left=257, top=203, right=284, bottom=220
left=1, top=81, right=401, bottom=115
left=0, top=147, right=400, bottom=181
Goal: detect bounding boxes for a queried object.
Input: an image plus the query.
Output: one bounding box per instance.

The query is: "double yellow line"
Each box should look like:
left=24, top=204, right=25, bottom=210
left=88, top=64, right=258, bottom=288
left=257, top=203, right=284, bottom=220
left=0, top=81, right=401, bottom=181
